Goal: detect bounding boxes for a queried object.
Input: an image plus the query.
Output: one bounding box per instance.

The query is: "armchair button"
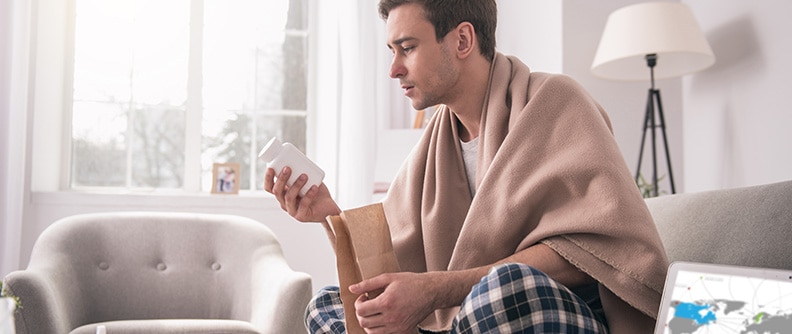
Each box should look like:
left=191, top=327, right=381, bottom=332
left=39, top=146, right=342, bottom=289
left=98, top=262, right=109, bottom=270
left=157, top=263, right=167, bottom=271
left=211, top=263, right=222, bottom=271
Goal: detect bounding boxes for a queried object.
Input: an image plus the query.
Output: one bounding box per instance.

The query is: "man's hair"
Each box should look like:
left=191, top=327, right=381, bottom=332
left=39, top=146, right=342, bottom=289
left=378, top=0, right=497, bottom=61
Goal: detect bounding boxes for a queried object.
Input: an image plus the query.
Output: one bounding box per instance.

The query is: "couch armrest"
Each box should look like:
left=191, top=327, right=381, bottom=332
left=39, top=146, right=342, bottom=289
left=249, top=257, right=312, bottom=333
left=4, top=270, right=70, bottom=334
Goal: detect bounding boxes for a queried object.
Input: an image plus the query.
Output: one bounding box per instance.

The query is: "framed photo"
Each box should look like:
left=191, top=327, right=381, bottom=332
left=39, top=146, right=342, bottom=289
left=211, top=162, right=241, bottom=194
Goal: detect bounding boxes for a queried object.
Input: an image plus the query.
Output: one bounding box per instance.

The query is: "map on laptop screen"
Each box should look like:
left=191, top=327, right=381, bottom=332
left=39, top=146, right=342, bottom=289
left=655, top=261, right=792, bottom=334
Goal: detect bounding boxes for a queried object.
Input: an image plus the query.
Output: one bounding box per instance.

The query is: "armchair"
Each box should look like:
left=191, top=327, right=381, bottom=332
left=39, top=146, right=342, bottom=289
left=3, top=211, right=312, bottom=334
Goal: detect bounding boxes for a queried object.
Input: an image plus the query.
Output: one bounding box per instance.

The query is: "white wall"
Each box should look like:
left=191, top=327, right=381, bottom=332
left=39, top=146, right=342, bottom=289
left=497, top=0, right=562, bottom=73
left=682, top=0, right=792, bottom=191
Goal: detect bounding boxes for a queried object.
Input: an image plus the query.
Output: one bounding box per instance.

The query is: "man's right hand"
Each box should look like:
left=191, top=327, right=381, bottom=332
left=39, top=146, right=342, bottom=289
left=264, top=167, right=342, bottom=222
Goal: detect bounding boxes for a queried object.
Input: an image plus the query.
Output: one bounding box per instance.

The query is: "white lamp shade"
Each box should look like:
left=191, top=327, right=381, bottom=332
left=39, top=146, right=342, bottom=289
left=591, top=2, right=715, bottom=81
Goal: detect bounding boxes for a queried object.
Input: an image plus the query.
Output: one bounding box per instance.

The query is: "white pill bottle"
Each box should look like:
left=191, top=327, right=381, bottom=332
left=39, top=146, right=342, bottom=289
left=258, top=137, right=325, bottom=196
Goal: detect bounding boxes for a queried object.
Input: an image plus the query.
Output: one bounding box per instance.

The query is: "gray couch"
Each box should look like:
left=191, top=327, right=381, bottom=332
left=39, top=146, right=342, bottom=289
left=646, top=179, right=792, bottom=270
left=3, top=212, right=312, bottom=334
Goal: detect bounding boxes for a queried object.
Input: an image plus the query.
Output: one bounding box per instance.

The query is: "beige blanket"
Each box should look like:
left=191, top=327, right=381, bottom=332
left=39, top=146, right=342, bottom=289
left=382, top=52, right=669, bottom=333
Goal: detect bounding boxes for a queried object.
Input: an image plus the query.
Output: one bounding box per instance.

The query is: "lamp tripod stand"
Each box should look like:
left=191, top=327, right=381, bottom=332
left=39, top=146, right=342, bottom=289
left=635, top=54, right=676, bottom=197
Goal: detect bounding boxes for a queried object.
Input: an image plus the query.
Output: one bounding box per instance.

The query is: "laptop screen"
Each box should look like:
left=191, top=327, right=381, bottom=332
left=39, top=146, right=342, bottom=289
left=655, top=261, right=792, bottom=334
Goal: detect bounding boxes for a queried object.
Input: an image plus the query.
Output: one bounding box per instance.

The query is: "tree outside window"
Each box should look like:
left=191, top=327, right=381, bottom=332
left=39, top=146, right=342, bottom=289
left=70, top=0, right=309, bottom=192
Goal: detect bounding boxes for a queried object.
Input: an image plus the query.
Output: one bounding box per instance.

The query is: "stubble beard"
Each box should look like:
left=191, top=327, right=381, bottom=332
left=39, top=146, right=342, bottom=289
left=409, top=43, right=457, bottom=111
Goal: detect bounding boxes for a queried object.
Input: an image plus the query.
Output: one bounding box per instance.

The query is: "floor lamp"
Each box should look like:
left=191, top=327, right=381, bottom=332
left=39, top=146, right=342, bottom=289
left=591, top=2, right=715, bottom=197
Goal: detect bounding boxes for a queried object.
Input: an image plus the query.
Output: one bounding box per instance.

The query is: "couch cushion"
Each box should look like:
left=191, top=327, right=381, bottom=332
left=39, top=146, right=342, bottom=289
left=70, top=319, right=259, bottom=334
left=645, top=180, right=792, bottom=270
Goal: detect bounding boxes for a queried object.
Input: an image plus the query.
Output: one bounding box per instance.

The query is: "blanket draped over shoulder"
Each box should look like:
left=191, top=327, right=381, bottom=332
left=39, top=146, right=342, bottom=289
left=382, top=52, right=669, bottom=333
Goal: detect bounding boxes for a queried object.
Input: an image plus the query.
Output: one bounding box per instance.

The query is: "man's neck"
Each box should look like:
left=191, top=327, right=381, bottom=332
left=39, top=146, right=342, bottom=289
left=446, top=55, right=492, bottom=142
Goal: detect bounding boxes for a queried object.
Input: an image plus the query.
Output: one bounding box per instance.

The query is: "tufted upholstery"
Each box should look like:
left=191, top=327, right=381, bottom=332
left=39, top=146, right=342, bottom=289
left=3, top=212, right=312, bottom=334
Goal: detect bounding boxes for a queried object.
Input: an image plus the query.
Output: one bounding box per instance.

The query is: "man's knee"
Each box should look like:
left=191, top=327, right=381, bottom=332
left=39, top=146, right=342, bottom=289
left=476, top=263, right=553, bottom=293
left=305, top=286, right=345, bottom=334
left=454, top=263, right=608, bottom=333
left=490, top=263, right=547, bottom=281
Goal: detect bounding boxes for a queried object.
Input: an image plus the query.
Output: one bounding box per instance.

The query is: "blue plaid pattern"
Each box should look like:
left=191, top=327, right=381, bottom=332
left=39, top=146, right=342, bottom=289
left=452, top=264, right=608, bottom=333
left=305, top=286, right=347, bottom=334
left=304, top=264, right=608, bottom=334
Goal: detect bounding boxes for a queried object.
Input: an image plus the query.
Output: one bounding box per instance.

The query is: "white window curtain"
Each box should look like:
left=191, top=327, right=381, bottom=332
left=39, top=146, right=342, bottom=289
left=312, top=0, right=387, bottom=209
left=1, top=0, right=32, bottom=277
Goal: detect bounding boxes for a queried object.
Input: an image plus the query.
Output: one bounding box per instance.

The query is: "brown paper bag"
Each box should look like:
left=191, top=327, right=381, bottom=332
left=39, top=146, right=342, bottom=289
left=325, top=203, right=401, bottom=334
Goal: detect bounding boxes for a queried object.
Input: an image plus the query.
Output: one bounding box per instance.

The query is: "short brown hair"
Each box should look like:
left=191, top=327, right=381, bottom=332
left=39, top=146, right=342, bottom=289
left=378, top=0, right=497, bottom=61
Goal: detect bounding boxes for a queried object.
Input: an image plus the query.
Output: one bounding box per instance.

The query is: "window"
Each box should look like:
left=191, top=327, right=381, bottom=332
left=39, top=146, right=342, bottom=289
left=69, top=0, right=309, bottom=192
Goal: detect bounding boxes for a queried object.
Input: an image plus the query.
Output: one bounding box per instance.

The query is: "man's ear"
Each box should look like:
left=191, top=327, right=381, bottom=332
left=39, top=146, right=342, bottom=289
left=454, top=22, right=477, bottom=59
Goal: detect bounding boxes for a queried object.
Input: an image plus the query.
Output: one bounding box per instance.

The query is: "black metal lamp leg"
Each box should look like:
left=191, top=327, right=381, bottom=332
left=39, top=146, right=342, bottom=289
left=653, top=89, right=676, bottom=194
left=635, top=89, right=653, bottom=186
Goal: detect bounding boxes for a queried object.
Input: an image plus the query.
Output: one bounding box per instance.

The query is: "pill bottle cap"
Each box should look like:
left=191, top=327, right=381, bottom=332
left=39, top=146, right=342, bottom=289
left=258, top=137, right=283, bottom=162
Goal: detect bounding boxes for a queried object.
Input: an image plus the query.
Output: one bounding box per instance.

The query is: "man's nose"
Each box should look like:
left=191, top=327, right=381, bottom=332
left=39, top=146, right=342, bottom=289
left=389, top=57, right=406, bottom=79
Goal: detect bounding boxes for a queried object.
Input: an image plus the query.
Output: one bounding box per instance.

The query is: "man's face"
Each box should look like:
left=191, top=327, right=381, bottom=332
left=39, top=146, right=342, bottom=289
left=386, top=3, right=459, bottom=111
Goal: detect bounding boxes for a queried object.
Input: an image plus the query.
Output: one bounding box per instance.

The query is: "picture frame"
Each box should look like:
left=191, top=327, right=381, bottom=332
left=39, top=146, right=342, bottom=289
left=211, top=162, right=241, bottom=194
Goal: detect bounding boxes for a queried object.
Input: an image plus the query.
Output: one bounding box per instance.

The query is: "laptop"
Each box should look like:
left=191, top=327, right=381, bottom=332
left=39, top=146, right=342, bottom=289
left=654, top=261, right=792, bottom=334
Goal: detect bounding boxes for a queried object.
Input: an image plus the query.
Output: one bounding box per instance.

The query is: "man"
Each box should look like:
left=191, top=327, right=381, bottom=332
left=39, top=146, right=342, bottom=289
left=265, top=0, right=668, bottom=333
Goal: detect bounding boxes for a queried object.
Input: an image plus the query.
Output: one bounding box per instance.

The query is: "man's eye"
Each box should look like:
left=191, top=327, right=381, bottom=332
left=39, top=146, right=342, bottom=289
left=402, top=46, right=414, bottom=54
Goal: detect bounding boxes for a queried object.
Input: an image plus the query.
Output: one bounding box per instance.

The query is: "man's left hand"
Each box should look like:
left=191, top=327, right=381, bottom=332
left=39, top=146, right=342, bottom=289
left=350, top=272, right=438, bottom=334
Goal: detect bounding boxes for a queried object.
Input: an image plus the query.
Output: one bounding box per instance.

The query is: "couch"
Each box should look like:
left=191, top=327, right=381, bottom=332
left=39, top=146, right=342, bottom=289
left=3, top=212, right=312, bottom=334
left=646, top=179, right=792, bottom=270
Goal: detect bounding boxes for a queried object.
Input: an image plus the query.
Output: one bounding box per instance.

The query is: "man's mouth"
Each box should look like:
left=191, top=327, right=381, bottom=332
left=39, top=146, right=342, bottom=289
left=401, top=84, right=414, bottom=96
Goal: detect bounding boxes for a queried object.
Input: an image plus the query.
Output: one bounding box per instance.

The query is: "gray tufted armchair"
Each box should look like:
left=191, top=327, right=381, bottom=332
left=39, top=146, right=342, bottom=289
left=3, top=211, right=312, bottom=334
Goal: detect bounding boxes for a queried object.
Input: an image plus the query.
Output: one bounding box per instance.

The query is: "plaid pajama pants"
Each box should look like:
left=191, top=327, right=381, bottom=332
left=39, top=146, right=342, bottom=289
left=305, top=263, right=609, bottom=334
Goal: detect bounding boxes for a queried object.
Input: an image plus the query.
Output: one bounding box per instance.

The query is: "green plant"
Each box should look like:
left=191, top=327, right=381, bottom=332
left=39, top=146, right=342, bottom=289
left=0, top=281, right=22, bottom=311
left=636, top=173, right=667, bottom=198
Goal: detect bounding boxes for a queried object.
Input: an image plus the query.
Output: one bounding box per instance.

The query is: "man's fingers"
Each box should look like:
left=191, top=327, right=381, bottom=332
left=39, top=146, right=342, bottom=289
left=273, top=167, right=291, bottom=199
left=356, top=311, right=387, bottom=331
left=263, top=168, right=276, bottom=192
left=285, top=174, right=307, bottom=215
left=350, top=274, right=391, bottom=295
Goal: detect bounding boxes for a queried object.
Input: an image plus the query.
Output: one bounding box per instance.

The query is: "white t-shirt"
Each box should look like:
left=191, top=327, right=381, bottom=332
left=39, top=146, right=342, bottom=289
left=460, top=137, right=479, bottom=197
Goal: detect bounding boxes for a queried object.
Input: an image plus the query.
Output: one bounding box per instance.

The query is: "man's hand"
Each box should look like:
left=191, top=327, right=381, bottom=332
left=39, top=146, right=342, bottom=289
left=350, top=272, right=439, bottom=334
left=264, top=167, right=341, bottom=222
